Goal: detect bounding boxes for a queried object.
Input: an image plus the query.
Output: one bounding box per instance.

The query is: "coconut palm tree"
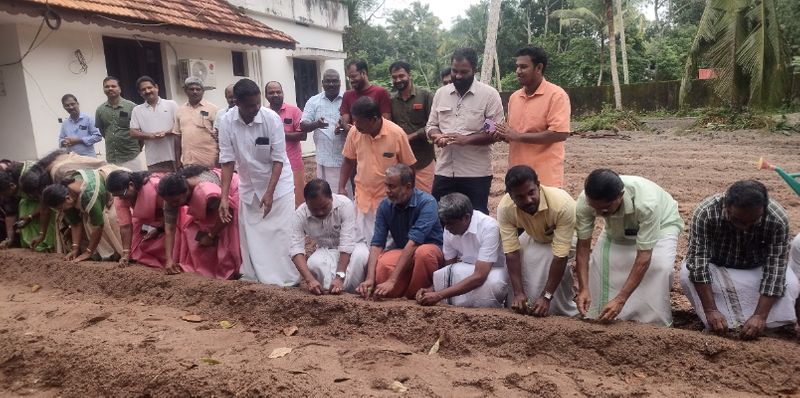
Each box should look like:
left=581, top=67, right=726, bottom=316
left=679, top=0, right=790, bottom=109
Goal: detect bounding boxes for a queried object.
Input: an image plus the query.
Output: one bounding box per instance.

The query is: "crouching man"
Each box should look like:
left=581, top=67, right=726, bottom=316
left=417, top=193, right=509, bottom=307
left=290, top=179, right=369, bottom=294
left=681, top=180, right=799, bottom=339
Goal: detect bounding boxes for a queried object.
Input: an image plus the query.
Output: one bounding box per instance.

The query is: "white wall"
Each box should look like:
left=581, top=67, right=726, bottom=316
left=0, top=24, right=37, bottom=160
left=228, top=0, right=348, bottom=33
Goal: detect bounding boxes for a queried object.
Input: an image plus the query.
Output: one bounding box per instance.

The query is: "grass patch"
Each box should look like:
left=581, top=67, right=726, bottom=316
left=575, top=106, right=648, bottom=132
left=692, top=108, right=772, bottom=130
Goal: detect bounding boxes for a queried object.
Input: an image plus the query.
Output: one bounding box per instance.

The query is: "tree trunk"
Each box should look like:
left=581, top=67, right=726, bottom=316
left=616, top=0, right=629, bottom=84
left=526, top=9, right=532, bottom=43
left=605, top=0, right=622, bottom=109
left=544, top=1, right=549, bottom=36
left=494, top=49, right=502, bottom=91
left=654, top=0, right=660, bottom=29
left=481, top=0, right=502, bottom=84
left=597, top=37, right=604, bottom=86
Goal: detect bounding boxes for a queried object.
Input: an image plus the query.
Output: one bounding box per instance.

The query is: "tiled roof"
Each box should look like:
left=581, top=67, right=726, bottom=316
left=0, top=0, right=296, bottom=49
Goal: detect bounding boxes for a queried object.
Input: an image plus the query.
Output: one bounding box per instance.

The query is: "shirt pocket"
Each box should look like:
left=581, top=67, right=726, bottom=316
left=254, top=136, right=272, bottom=163
left=458, top=104, right=488, bottom=131
left=379, top=151, right=398, bottom=172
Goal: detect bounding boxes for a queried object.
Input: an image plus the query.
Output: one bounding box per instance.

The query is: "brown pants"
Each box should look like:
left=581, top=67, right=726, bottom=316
left=375, top=244, right=443, bottom=299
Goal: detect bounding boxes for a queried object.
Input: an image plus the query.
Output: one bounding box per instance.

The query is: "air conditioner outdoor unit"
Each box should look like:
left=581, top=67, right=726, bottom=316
left=178, top=59, right=217, bottom=89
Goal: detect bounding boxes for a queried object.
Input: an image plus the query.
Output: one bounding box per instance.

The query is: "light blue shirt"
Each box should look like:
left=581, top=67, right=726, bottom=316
left=301, top=91, right=345, bottom=168
left=58, top=112, right=102, bottom=157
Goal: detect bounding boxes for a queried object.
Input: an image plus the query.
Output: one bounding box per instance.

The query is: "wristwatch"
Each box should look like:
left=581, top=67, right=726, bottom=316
left=542, top=291, right=553, bottom=301
left=335, top=271, right=346, bottom=279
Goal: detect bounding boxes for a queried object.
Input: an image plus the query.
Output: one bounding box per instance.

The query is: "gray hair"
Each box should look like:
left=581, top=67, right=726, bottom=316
left=385, top=164, right=415, bottom=187
left=184, top=76, right=204, bottom=88
left=438, top=192, right=473, bottom=222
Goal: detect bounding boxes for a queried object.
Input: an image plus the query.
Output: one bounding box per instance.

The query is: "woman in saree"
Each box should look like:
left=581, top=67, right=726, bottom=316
left=157, top=165, right=241, bottom=279
left=0, top=161, right=56, bottom=251
left=41, top=167, right=124, bottom=262
left=107, top=170, right=170, bottom=268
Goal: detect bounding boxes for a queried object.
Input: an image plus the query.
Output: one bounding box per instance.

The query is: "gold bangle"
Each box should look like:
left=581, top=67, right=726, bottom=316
left=71, top=243, right=79, bottom=248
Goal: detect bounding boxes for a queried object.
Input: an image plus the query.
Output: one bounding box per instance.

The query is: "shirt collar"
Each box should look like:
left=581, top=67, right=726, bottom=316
left=518, top=78, right=548, bottom=98
left=393, top=189, right=421, bottom=210
left=232, top=107, right=265, bottom=125
left=145, top=97, right=162, bottom=109
left=186, top=99, right=207, bottom=108
left=465, top=210, right=480, bottom=235
left=448, top=80, right=476, bottom=97
left=620, top=189, right=635, bottom=216
left=535, top=187, right=550, bottom=213
left=394, top=85, right=418, bottom=100
left=322, top=92, right=342, bottom=102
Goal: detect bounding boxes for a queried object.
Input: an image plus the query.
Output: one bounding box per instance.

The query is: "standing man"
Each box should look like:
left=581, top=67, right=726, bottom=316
left=340, top=97, right=417, bottom=245
left=217, top=78, right=298, bottom=286
left=300, top=70, right=350, bottom=195
left=389, top=61, right=436, bottom=193
left=214, top=84, right=236, bottom=130
left=265, top=81, right=306, bottom=207
left=290, top=179, right=369, bottom=295
left=357, top=164, right=443, bottom=299
left=416, top=192, right=509, bottom=308
left=440, top=67, right=452, bottom=86
left=130, top=76, right=179, bottom=172
left=574, top=169, right=684, bottom=326
left=498, top=165, right=578, bottom=316
left=58, top=94, right=102, bottom=157
left=339, top=60, right=391, bottom=130
left=681, top=180, right=799, bottom=339
left=494, top=46, right=571, bottom=188
left=95, top=76, right=142, bottom=170
left=426, top=48, right=505, bottom=214
left=173, top=77, right=219, bottom=168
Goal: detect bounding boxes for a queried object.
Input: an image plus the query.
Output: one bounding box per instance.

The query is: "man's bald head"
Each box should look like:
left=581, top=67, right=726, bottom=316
left=224, top=84, right=236, bottom=108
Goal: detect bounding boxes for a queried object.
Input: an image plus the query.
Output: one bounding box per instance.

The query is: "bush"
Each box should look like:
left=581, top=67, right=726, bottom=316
left=576, top=106, right=648, bottom=132
left=692, top=108, right=772, bottom=130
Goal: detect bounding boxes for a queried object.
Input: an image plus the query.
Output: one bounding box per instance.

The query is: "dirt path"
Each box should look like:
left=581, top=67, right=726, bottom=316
left=3, top=129, right=800, bottom=397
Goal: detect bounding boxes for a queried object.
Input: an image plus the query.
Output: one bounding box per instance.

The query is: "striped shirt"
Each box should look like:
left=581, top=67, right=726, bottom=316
left=301, top=92, right=345, bottom=168
left=685, top=194, right=790, bottom=296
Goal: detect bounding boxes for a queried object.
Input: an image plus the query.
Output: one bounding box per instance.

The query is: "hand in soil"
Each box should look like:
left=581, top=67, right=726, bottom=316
left=574, top=289, right=591, bottom=317
left=416, top=288, right=443, bottom=306
left=72, top=252, right=92, bottom=263
left=164, top=261, right=182, bottom=275
left=510, top=293, right=529, bottom=314
left=530, top=297, right=551, bottom=317
left=374, top=280, right=396, bottom=298
left=118, top=256, right=130, bottom=268
left=329, top=277, right=344, bottom=295
left=741, top=314, right=766, bottom=340
left=599, top=297, right=626, bottom=322
left=29, top=234, right=45, bottom=250
left=356, top=280, right=374, bottom=299
left=305, top=278, right=323, bottom=295
left=704, top=309, right=728, bottom=334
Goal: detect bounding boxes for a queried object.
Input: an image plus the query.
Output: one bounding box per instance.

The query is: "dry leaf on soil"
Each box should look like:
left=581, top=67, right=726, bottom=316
left=30, top=284, right=41, bottom=293
left=219, top=320, right=235, bottom=329
left=282, top=326, right=299, bottom=336
left=269, top=347, right=293, bottom=359
left=200, top=357, right=220, bottom=365
left=390, top=380, right=408, bottom=393
left=181, top=314, right=204, bottom=323
left=428, top=336, right=442, bottom=355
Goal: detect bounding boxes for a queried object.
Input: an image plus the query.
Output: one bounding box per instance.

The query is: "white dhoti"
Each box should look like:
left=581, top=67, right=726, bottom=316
left=789, top=233, right=800, bottom=280
left=680, top=261, right=799, bottom=329
left=239, top=192, right=300, bottom=286
left=307, top=243, right=369, bottom=293
left=586, top=234, right=677, bottom=326
left=509, top=233, right=578, bottom=316
left=433, top=262, right=509, bottom=308
left=355, top=207, right=377, bottom=247
left=316, top=165, right=353, bottom=198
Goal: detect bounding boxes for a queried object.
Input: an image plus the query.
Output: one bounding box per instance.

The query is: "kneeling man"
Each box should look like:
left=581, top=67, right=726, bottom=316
left=417, top=193, right=509, bottom=307
left=358, top=164, right=444, bottom=299
left=681, top=180, right=799, bottom=339
left=290, top=179, right=369, bottom=294
left=499, top=165, right=577, bottom=316
left=574, top=169, right=684, bottom=325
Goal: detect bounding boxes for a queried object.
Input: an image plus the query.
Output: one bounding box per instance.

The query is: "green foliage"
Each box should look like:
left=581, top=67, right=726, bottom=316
left=692, top=107, right=773, bottom=130
left=576, top=106, right=648, bottom=131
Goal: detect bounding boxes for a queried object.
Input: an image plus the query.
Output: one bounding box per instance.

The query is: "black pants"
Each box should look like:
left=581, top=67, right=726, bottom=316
left=432, top=175, right=493, bottom=214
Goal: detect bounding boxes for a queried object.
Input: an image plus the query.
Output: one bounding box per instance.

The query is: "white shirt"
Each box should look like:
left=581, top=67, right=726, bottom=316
left=290, top=194, right=361, bottom=257
left=218, top=106, right=294, bottom=205
left=443, top=210, right=506, bottom=267
left=130, top=97, right=178, bottom=166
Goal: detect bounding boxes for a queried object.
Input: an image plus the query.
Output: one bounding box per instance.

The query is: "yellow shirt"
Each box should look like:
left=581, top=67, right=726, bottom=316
left=174, top=100, right=219, bottom=167
left=497, top=185, right=576, bottom=257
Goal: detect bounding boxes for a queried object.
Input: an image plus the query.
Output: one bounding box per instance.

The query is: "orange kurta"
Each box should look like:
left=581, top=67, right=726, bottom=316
left=507, top=79, right=571, bottom=187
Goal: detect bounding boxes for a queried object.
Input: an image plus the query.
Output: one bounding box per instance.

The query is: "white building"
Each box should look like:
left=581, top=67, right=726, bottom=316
left=0, top=0, right=348, bottom=160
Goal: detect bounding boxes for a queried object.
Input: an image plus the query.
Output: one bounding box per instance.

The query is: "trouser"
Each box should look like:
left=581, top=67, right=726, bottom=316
left=431, top=175, right=492, bottom=214
left=317, top=164, right=353, bottom=198
left=433, top=262, right=509, bottom=307
left=680, top=261, right=799, bottom=329
left=307, top=243, right=369, bottom=292
left=414, top=161, right=435, bottom=194
left=375, top=244, right=444, bottom=299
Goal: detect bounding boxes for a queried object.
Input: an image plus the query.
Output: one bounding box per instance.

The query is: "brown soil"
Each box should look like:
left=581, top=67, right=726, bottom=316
left=2, top=126, right=800, bottom=397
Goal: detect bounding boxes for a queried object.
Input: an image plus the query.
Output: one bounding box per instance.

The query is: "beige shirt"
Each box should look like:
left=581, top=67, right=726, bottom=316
left=174, top=100, right=219, bottom=167
left=426, top=80, right=505, bottom=177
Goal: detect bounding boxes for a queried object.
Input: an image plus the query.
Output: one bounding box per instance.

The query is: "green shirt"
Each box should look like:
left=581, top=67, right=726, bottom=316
left=576, top=175, right=684, bottom=250
left=390, top=85, right=435, bottom=169
left=95, top=99, right=140, bottom=164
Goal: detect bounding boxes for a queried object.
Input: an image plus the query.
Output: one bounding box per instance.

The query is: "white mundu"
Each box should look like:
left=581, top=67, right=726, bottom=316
left=434, top=210, right=509, bottom=308
left=513, top=233, right=578, bottom=316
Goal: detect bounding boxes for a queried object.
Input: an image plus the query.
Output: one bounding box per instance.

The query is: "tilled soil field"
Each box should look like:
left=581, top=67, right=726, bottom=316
left=2, top=124, right=800, bottom=397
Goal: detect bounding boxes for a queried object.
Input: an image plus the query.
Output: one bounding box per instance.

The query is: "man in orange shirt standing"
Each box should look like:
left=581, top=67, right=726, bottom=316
left=494, top=46, right=571, bottom=188
left=340, top=97, right=417, bottom=245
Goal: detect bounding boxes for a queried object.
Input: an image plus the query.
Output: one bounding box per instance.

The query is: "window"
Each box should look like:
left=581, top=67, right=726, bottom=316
left=232, top=51, right=247, bottom=77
